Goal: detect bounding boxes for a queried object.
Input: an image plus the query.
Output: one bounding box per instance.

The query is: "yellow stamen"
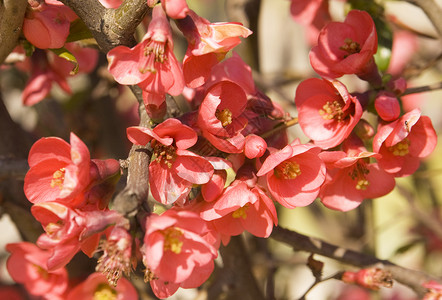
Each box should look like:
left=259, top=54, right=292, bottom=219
left=50, top=168, right=65, bottom=189
left=152, top=144, right=176, bottom=168
left=319, top=101, right=344, bottom=121
left=216, top=109, right=233, bottom=127
left=232, top=204, right=249, bottom=219
left=274, top=160, right=301, bottom=179
left=388, top=139, right=410, bottom=156
left=93, top=283, right=117, bottom=300
left=162, top=227, right=183, bottom=254
left=348, top=162, right=370, bottom=190
left=340, top=38, right=361, bottom=56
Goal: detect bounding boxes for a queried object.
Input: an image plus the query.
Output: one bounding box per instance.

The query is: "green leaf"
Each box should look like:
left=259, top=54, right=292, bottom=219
left=224, top=167, right=236, bottom=188
left=66, top=19, right=94, bottom=43
left=50, top=47, right=79, bottom=75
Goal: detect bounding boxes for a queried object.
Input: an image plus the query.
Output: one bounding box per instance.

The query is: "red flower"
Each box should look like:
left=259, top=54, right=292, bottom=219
left=127, top=118, right=214, bottom=205
left=309, top=10, right=378, bottom=81
left=198, top=81, right=248, bottom=153
left=31, top=202, right=127, bottom=270
left=67, top=272, right=138, bottom=300
left=23, top=2, right=70, bottom=49
left=177, top=10, right=252, bottom=88
left=257, top=140, right=326, bottom=208
left=198, top=167, right=278, bottom=239
left=319, top=138, right=396, bottom=211
left=107, top=5, right=184, bottom=96
left=373, top=108, right=437, bottom=177
left=143, top=209, right=218, bottom=298
left=6, top=242, right=68, bottom=298
left=295, top=78, right=363, bottom=149
left=24, top=133, right=91, bottom=206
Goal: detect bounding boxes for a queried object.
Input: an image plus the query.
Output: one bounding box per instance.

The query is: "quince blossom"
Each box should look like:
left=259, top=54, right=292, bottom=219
left=107, top=5, right=184, bottom=96
left=198, top=81, right=248, bottom=153
left=309, top=10, right=379, bottom=83
left=257, top=139, right=326, bottom=208
left=67, top=272, right=138, bottom=300
left=319, top=137, right=396, bottom=211
left=295, top=78, right=363, bottom=149
left=373, top=108, right=437, bottom=177
left=127, top=118, right=214, bottom=205
left=199, top=165, right=278, bottom=239
left=142, top=209, right=218, bottom=298
left=31, top=202, right=127, bottom=270
left=177, top=10, right=252, bottom=88
left=6, top=242, right=68, bottom=299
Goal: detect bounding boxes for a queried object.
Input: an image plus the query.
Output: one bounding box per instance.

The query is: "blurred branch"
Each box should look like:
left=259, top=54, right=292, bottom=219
left=208, top=236, right=265, bottom=300
left=0, top=0, right=28, bottom=64
left=402, top=81, right=442, bottom=96
left=270, top=226, right=441, bottom=298
left=0, top=158, right=28, bottom=180
left=405, top=0, right=442, bottom=37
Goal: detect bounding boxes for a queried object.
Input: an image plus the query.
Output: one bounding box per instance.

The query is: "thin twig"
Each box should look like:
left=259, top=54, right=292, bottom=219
left=270, top=226, right=441, bottom=298
left=402, top=81, right=442, bottom=96
left=260, top=117, right=298, bottom=139
left=405, top=0, right=442, bottom=37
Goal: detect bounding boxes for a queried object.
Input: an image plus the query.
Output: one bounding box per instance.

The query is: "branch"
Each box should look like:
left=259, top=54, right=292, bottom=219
left=59, top=0, right=149, bottom=51
left=0, top=0, right=28, bottom=64
left=405, top=0, right=442, bottom=37
left=402, top=81, right=442, bottom=96
left=112, top=86, right=151, bottom=217
left=270, top=226, right=441, bottom=298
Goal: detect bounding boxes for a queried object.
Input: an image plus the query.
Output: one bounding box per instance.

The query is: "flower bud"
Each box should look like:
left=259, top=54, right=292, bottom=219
left=244, top=134, right=267, bottom=159
left=375, top=91, right=400, bottom=121
left=342, top=268, right=393, bottom=291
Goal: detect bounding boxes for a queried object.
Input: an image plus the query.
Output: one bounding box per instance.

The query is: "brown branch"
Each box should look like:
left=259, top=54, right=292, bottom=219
left=402, top=81, right=442, bottom=96
left=208, top=236, right=265, bottom=300
left=405, top=0, right=442, bottom=37
left=270, top=226, right=441, bottom=298
left=58, top=0, right=149, bottom=52
left=0, top=0, right=28, bottom=64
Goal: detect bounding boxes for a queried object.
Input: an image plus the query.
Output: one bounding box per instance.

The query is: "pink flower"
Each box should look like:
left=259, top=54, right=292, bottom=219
left=31, top=202, right=127, bottom=270
left=127, top=118, right=214, bottom=205
left=201, top=157, right=232, bottom=202
left=99, top=0, right=123, bottom=8
left=199, top=166, right=278, bottom=239
left=257, top=140, right=326, bottom=208
left=177, top=10, right=252, bottom=87
left=24, top=132, right=91, bottom=207
left=6, top=242, right=68, bottom=298
left=197, top=81, right=248, bottom=153
left=67, top=272, right=138, bottom=300
left=374, top=91, right=400, bottom=121
left=342, top=268, right=393, bottom=291
left=143, top=209, right=218, bottom=298
left=373, top=108, right=437, bottom=177
left=319, top=137, right=396, bottom=211
left=107, top=5, right=184, bottom=96
left=159, top=0, right=189, bottom=19
left=309, top=10, right=379, bottom=82
left=244, top=134, right=267, bottom=159
left=423, top=281, right=442, bottom=300
left=295, top=78, right=363, bottom=149
left=23, top=2, right=70, bottom=49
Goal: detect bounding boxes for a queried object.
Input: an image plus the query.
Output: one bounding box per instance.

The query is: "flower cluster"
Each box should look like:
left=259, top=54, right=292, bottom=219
left=4, top=1, right=439, bottom=299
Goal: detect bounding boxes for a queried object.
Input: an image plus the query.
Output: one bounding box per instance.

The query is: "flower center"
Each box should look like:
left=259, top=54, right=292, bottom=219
left=319, top=100, right=344, bottom=121
left=96, top=238, right=132, bottom=287
left=216, top=108, right=233, bottom=127
left=45, top=220, right=64, bottom=239
left=50, top=168, right=65, bottom=189
left=162, top=227, right=183, bottom=254
left=232, top=204, right=249, bottom=219
left=151, top=142, right=176, bottom=168
left=139, top=40, right=167, bottom=74
left=93, top=283, right=117, bottom=300
left=33, top=264, right=49, bottom=280
left=388, top=139, right=410, bottom=156
left=340, top=38, right=361, bottom=57
left=348, top=162, right=370, bottom=190
left=274, top=160, right=301, bottom=179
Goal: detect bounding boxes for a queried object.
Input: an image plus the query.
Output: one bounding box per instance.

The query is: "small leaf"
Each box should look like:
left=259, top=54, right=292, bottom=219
left=307, top=254, right=324, bottom=280
left=50, top=47, right=79, bottom=75
left=224, top=167, right=236, bottom=188
left=394, top=239, right=423, bottom=255
left=66, top=19, right=94, bottom=43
